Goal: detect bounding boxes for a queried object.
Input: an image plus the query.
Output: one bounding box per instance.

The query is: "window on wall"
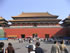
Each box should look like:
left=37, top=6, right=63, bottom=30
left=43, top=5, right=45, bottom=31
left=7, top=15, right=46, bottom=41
left=12, top=23, right=15, bottom=24
left=34, top=23, right=37, bottom=27
left=17, top=23, right=20, bottom=24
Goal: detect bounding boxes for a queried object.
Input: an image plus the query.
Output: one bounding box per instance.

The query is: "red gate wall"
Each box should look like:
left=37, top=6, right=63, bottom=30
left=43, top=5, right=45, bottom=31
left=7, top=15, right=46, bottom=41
left=4, top=28, right=66, bottom=38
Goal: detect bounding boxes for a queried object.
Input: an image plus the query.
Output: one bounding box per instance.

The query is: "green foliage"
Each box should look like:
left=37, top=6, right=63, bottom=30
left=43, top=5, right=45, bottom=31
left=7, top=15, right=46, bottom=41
left=0, top=29, right=5, bottom=38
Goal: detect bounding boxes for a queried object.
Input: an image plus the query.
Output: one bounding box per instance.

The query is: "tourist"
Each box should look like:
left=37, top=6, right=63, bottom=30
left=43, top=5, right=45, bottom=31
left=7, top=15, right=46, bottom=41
left=26, top=40, right=36, bottom=51
left=44, top=38, right=46, bottom=42
left=60, top=40, right=69, bottom=53
left=24, top=38, right=25, bottom=42
left=35, top=42, right=44, bottom=53
left=29, top=39, right=31, bottom=43
left=26, top=45, right=35, bottom=53
left=51, top=41, right=60, bottom=53
left=0, top=42, right=4, bottom=53
left=19, top=38, right=23, bottom=43
left=6, top=43, right=15, bottom=53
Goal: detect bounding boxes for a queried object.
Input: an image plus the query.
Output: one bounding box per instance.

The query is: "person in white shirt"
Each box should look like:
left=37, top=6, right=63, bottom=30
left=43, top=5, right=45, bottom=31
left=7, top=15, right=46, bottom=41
left=27, top=45, right=35, bottom=53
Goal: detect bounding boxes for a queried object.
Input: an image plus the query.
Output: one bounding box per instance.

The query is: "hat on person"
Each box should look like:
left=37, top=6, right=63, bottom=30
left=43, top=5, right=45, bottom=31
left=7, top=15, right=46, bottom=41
left=26, top=44, right=36, bottom=50
left=27, top=45, right=33, bottom=49
left=26, top=45, right=33, bottom=49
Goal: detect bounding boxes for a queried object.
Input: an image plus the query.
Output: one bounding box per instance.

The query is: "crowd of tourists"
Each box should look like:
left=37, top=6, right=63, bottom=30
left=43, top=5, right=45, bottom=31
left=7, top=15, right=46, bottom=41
left=51, top=40, right=69, bottom=53
left=26, top=40, right=69, bottom=53
left=0, top=42, right=15, bottom=53
left=0, top=39, right=69, bottom=53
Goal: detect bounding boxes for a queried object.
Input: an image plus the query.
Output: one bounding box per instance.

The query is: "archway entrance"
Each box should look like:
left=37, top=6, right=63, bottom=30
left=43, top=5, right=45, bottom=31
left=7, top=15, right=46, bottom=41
left=32, top=33, right=38, bottom=38
left=21, top=34, right=25, bottom=38
left=45, top=34, right=49, bottom=40
left=45, top=34, right=49, bottom=38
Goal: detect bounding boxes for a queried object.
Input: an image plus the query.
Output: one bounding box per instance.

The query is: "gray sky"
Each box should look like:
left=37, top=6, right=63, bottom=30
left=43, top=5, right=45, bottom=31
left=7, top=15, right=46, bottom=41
left=0, top=0, right=70, bottom=23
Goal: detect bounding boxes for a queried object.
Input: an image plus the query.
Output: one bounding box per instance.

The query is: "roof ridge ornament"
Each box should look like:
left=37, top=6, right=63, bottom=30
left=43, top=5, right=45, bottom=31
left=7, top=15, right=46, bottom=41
left=46, top=11, right=49, bottom=13
left=22, top=11, right=24, bottom=14
left=0, top=16, right=3, bottom=18
left=46, top=12, right=52, bottom=15
left=0, top=16, right=4, bottom=20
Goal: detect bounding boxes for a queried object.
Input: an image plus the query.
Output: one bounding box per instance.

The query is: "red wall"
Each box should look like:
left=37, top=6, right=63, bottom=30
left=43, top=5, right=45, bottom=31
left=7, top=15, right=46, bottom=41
left=4, top=28, right=66, bottom=38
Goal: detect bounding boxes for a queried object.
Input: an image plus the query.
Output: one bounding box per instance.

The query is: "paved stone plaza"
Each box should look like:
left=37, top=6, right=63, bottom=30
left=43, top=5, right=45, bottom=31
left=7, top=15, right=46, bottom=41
left=0, top=40, right=70, bottom=53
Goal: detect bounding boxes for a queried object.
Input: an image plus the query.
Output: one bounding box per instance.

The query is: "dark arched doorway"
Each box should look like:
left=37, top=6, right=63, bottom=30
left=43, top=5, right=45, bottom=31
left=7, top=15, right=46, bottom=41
left=32, top=33, right=38, bottom=38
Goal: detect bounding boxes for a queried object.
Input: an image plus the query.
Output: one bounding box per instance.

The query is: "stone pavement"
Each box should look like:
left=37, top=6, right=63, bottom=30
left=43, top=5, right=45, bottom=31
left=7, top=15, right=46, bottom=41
left=0, top=40, right=70, bottom=53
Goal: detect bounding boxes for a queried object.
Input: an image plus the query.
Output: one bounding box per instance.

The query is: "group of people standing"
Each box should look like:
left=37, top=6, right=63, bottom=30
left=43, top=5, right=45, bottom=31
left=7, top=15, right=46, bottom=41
left=51, top=40, right=69, bottom=53
left=26, top=42, right=44, bottom=53
left=0, top=42, right=15, bottom=53
left=0, top=40, right=69, bottom=53
left=27, top=40, right=69, bottom=53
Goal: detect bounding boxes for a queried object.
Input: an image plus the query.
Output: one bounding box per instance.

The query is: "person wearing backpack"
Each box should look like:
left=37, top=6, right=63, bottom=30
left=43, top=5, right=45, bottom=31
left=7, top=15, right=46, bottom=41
left=60, top=40, right=69, bottom=53
left=5, top=43, right=15, bottom=53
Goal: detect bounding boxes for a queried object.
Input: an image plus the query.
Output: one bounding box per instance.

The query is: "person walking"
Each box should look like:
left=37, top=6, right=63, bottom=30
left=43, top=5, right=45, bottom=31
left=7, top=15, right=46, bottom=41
left=5, top=43, right=15, bottom=53
left=60, top=40, right=69, bottom=53
left=51, top=41, right=60, bottom=53
left=35, top=42, right=44, bottom=53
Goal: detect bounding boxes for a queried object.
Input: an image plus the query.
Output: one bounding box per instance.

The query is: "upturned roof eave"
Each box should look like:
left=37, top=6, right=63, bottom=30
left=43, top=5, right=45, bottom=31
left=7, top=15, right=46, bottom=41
left=11, top=16, right=58, bottom=18
left=9, top=19, right=61, bottom=22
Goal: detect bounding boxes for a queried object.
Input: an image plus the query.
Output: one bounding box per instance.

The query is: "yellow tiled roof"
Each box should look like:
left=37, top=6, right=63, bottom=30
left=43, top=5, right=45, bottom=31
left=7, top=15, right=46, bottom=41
left=12, top=12, right=58, bottom=18
left=9, top=19, right=61, bottom=22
